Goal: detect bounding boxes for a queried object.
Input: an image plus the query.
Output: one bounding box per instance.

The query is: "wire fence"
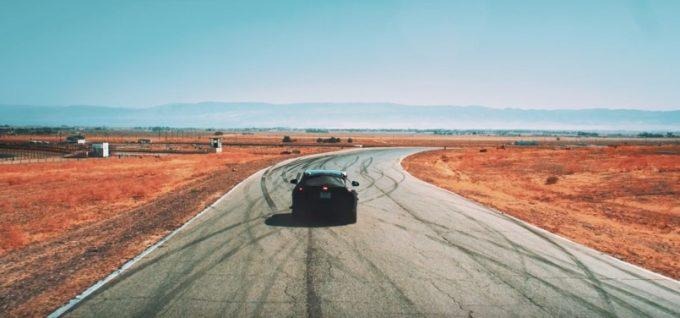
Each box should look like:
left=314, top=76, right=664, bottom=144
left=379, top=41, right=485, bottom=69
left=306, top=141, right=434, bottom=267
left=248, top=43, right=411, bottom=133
left=0, top=147, right=62, bottom=163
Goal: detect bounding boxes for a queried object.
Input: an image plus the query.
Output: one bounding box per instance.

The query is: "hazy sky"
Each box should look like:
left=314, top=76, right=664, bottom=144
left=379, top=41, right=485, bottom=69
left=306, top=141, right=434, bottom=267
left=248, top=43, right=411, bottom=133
left=1, top=0, right=679, bottom=109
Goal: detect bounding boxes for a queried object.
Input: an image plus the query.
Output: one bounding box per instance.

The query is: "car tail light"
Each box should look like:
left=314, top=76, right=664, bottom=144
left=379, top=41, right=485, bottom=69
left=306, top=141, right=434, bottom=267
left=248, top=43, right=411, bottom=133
left=322, top=185, right=328, bottom=191
left=298, top=187, right=304, bottom=192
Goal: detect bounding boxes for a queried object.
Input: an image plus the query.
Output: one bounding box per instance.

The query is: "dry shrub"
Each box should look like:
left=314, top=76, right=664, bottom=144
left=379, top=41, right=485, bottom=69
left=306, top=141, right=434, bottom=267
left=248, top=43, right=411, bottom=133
left=5, top=176, right=28, bottom=186
left=545, top=176, right=559, bottom=185
left=479, top=148, right=488, bottom=153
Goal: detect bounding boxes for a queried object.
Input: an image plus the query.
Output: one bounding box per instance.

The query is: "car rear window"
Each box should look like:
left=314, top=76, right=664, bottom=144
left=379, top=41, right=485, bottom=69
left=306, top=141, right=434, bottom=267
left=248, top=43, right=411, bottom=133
left=304, top=175, right=346, bottom=187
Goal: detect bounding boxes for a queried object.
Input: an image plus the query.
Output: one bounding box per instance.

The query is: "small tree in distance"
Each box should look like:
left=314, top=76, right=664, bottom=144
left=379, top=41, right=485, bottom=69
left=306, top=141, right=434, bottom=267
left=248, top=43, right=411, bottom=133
left=282, top=135, right=293, bottom=142
left=347, top=137, right=353, bottom=143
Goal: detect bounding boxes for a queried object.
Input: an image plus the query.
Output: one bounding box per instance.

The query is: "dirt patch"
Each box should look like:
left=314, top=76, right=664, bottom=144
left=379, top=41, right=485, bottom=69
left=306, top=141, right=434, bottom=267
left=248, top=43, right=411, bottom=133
left=0, top=147, right=331, bottom=317
left=403, top=145, right=680, bottom=279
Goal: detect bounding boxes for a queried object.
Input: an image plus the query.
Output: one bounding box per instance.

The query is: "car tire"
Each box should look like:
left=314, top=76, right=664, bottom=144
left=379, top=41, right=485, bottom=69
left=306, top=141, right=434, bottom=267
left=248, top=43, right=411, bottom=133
left=345, top=207, right=357, bottom=224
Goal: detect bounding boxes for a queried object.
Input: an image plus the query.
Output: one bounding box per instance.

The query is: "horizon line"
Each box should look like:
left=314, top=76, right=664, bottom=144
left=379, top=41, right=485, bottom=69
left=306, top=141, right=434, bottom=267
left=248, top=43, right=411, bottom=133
left=1, top=101, right=679, bottom=112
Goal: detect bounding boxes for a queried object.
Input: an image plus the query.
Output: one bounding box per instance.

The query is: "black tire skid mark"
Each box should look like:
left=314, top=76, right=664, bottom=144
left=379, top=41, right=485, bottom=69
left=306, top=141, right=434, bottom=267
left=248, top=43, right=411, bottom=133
left=602, top=261, right=680, bottom=297
left=354, top=149, right=411, bottom=202
left=321, top=228, right=422, bottom=315
left=436, top=226, right=679, bottom=317
left=322, top=196, right=549, bottom=314
left=191, top=181, right=270, bottom=267
left=445, top=202, right=676, bottom=316
left=434, top=203, right=569, bottom=312
left=338, top=212, right=479, bottom=293
left=431, top=231, right=678, bottom=317
left=273, top=156, right=318, bottom=183
left=382, top=199, right=600, bottom=315
left=311, top=155, right=336, bottom=170
left=380, top=166, right=674, bottom=316
left=499, top=214, right=677, bottom=316
left=129, top=229, right=281, bottom=318
left=249, top=239, right=305, bottom=317
left=242, top=181, right=278, bottom=252
left=366, top=170, right=560, bottom=314
left=375, top=183, right=449, bottom=233
left=84, top=183, right=279, bottom=315
left=462, top=210, right=617, bottom=315
left=358, top=204, right=482, bottom=288
left=426, top=233, right=614, bottom=317
left=305, top=229, right=323, bottom=318
left=224, top=232, right=304, bottom=317
left=339, top=154, right=360, bottom=171
left=370, top=187, right=676, bottom=318
left=327, top=152, right=363, bottom=172
left=356, top=157, right=379, bottom=197
left=260, top=167, right=279, bottom=211
left=80, top=213, right=272, bottom=317
left=155, top=162, right=302, bottom=316
left=218, top=181, right=300, bottom=315
left=359, top=167, right=405, bottom=204
left=476, top=203, right=680, bottom=299
left=171, top=180, right=261, bottom=239
left=180, top=180, right=265, bottom=238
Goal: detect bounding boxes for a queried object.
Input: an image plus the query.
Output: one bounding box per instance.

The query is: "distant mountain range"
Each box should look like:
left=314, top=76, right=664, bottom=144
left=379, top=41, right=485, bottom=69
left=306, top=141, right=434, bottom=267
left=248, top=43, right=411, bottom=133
left=1, top=102, right=678, bottom=131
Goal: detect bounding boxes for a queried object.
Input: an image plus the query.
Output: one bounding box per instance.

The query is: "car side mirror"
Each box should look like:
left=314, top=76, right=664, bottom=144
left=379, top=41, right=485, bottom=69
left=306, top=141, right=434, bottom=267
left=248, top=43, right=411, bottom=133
left=351, top=181, right=359, bottom=187
left=290, top=179, right=297, bottom=184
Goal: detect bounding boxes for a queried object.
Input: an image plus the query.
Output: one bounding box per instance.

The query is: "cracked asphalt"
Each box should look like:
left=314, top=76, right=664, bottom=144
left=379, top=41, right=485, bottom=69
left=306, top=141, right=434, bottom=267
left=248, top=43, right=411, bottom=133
left=65, top=148, right=680, bottom=317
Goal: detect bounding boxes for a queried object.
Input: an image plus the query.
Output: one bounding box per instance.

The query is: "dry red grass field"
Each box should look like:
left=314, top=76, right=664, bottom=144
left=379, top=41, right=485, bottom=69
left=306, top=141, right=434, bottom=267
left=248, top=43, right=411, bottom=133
left=0, top=148, right=300, bottom=253
left=403, top=145, right=680, bottom=279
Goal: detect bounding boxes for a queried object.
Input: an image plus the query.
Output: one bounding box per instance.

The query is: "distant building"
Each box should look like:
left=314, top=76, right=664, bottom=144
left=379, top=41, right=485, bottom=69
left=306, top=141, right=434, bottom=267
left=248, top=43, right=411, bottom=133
left=91, top=143, right=109, bottom=157
left=210, top=137, right=222, bottom=153
left=66, top=135, right=86, bottom=144
left=0, top=126, right=12, bottom=135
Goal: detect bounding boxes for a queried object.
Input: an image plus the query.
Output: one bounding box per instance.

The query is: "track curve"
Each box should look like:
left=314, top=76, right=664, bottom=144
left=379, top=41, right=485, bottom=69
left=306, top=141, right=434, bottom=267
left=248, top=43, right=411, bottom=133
left=64, top=148, right=680, bottom=317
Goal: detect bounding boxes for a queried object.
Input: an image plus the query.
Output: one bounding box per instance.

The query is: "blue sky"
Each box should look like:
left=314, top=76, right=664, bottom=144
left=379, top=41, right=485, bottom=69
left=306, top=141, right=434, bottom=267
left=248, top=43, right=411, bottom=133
left=1, top=0, right=678, bottom=109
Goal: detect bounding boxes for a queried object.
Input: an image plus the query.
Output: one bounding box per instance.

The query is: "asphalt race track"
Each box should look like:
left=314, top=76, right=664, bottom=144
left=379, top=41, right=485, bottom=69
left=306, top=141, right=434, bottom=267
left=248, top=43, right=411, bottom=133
left=64, top=148, right=679, bottom=317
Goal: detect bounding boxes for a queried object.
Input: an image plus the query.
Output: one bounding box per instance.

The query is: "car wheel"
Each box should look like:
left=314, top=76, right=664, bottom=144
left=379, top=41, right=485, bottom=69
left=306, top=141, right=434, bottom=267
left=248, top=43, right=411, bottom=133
left=346, top=207, right=357, bottom=224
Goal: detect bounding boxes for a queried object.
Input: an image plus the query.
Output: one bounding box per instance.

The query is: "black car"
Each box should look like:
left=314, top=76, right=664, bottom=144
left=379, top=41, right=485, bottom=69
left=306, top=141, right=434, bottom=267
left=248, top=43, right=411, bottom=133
left=289, top=169, right=360, bottom=224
